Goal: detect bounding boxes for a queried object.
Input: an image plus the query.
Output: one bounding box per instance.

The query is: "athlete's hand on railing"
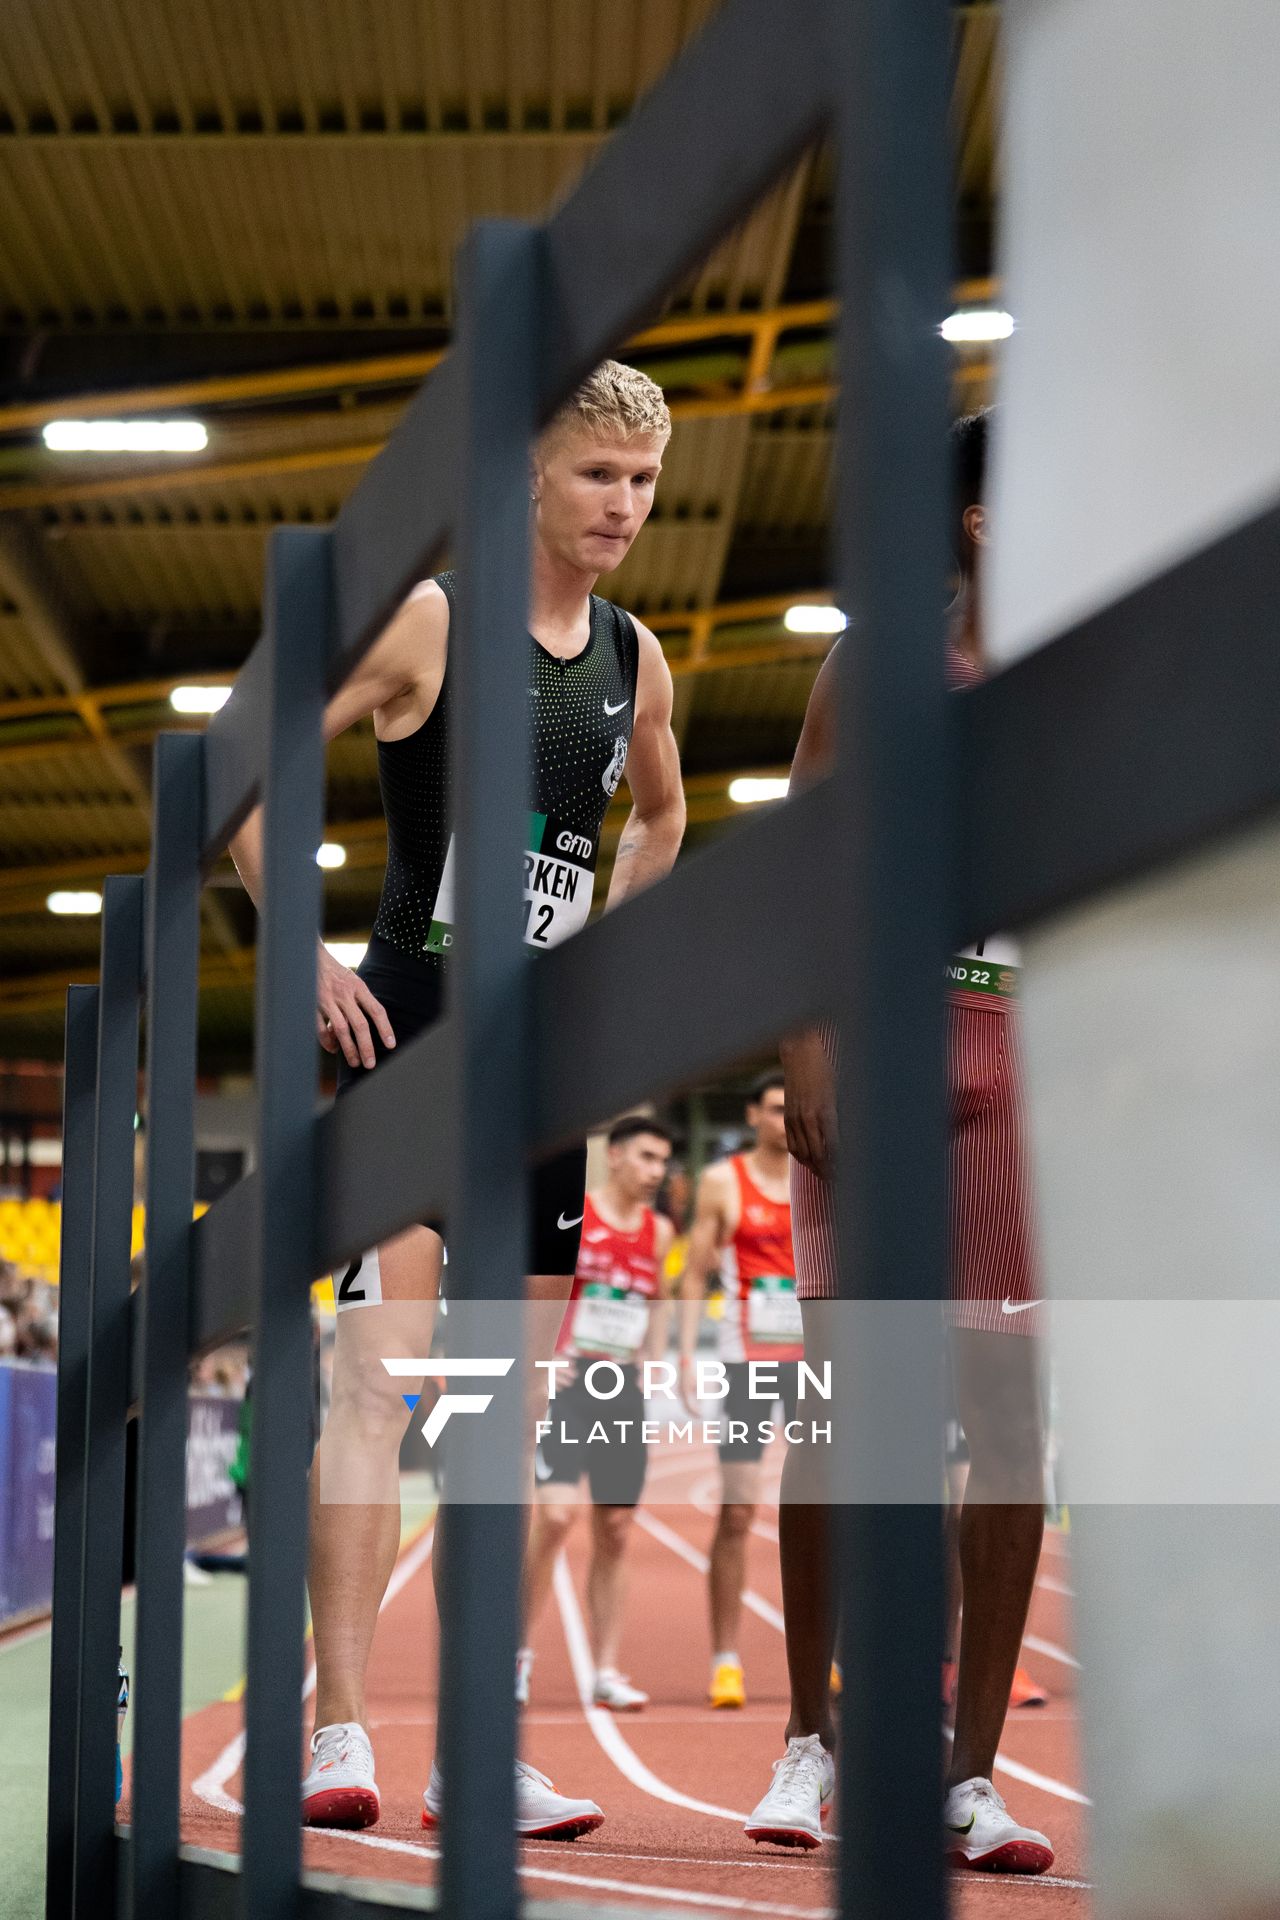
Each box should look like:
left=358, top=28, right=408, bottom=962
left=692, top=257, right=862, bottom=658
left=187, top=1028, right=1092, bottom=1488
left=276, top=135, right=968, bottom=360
left=780, top=1029, right=837, bottom=1181
left=316, top=942, right=396, bottom=1070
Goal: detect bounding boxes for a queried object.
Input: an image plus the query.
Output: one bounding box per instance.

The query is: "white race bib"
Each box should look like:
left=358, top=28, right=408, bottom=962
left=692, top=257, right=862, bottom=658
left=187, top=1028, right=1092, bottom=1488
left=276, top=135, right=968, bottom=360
left=426, top=812, right=597, bottom=956
left=746, top=1275, right=803, bottom=1344
left=570, top=1287, right=650, bottom=1360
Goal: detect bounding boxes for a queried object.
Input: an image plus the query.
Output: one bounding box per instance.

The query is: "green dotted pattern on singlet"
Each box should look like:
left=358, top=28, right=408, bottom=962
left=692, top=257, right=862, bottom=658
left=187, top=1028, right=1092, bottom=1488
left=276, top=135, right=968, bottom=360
left=371, top=570, right=640, bottom=965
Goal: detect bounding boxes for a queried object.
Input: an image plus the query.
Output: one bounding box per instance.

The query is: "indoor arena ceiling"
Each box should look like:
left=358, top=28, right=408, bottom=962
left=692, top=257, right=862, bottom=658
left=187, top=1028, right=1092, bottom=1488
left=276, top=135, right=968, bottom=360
left=0, top=0, right=1002, bottom=1067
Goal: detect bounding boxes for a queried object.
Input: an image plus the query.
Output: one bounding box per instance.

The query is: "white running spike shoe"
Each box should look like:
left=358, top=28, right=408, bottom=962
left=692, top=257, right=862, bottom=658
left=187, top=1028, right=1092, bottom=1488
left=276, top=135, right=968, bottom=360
left=591, top=1669, right=648, bottom=1712
left=944, top=1776, right=1054, bottom=1874
left=422, top=1758, right=604, bottom=1841
left=743, top=1734, right=835, bottom=1849
left=301, top=1722, right=381, bottom=1830
left=515, top=1646, right=535, bottom=1705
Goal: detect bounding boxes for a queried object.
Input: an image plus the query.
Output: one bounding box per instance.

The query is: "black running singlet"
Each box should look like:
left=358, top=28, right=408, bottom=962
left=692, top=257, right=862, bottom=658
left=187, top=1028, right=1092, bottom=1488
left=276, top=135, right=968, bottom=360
left=371, top=570, right=640, bottom=966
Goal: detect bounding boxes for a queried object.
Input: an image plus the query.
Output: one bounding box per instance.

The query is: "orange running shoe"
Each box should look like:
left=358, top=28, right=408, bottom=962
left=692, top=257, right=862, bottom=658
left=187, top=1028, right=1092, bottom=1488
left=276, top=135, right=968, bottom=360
left=1009, top=1665, right=1048, bottom=1708
left=709, top=1659, right=746, bottom=1709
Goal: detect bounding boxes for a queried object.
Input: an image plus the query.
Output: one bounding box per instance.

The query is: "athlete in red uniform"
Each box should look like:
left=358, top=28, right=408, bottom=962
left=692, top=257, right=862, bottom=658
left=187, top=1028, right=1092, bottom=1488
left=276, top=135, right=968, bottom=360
left=679, top=1074, right=803, bottom=1709
left=744, top=411, right=1053, bottom=1871
left=521, top=1116, right=674, bottom=1712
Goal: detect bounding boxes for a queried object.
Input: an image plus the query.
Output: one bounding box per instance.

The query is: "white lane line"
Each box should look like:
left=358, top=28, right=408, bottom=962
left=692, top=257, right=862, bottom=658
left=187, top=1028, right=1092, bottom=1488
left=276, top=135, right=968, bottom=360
left=635, top=1510, right=785, bottom=1634
left=193, top=1523, right=436, bottom=1814
left=553, top=1553, right=747, bottom=1823
left=1036, top=1572, right=1075, bottom=1599
left=638, top=1511, right=1090, bottom=1815
left=942, top=1725, right=1090, bottom=1808
left=1022, top=1633, right=1081, bottom=1672
left=312, top=1827, right=833, bottom=1919
left=978, top=1872, right=1094, bottom=1892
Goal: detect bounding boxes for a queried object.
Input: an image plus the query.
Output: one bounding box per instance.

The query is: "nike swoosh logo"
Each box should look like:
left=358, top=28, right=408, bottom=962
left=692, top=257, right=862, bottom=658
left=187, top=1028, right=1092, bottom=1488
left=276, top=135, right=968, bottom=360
left=603, top=697, right=629, bottom=715
left=946, top=1814, right=976, bottom=1835
left=1001, top=1297, right=1041, bottom=1316
left=558, top=1212, right=584, bottom=1231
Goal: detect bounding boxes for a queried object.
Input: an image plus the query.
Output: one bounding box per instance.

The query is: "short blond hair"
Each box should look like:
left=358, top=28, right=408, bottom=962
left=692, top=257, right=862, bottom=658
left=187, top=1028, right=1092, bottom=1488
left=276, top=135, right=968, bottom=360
left=545, top=359, right=671, bottom=447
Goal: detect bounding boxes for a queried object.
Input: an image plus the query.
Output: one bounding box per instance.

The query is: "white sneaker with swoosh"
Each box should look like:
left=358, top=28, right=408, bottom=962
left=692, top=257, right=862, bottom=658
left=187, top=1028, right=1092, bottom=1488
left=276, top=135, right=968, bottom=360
left=944, top=1776, right=1053, bottom=1873
left=743, top=1734, right=834, bottom=1849
left=423, top=1758, right=604, bottom=1839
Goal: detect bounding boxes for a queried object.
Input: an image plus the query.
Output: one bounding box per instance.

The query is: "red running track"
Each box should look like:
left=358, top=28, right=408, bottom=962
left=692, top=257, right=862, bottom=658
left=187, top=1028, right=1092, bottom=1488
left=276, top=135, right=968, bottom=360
left=141, top=1446, right=1091, bottom=1918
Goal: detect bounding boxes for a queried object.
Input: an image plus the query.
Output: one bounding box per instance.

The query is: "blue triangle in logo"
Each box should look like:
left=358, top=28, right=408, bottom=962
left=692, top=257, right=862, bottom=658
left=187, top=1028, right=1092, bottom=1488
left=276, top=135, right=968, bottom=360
left=401, top=1394, right=421, bottom=1412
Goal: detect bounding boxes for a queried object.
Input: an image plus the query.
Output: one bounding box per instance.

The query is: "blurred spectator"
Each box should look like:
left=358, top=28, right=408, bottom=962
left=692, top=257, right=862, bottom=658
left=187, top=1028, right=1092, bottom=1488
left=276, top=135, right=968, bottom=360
left=0, top=1303, right=16, bottom=1356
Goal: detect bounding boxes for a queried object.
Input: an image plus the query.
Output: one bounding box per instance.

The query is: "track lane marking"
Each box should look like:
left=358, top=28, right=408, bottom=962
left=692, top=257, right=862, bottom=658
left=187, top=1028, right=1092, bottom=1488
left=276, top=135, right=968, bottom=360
left=634, top=1510, right=784, bottom=1633
left=192, top=1521, right=435, bottom=1813
left=643, top=1502, right=1090, bottom=1812
left=942, top=1724, right=1091, bottom=1807
left=553, top=1552, right=747, bottom=1823
left=305, top=1827, right=835, bottom=1917
left=1022, top=1632, right=1081, bottom=1672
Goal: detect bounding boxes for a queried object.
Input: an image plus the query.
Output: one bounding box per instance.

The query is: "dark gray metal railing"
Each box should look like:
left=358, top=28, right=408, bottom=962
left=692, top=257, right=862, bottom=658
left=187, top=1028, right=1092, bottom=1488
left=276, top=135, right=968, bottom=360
left=45, top=0, right=1280, bottom=1914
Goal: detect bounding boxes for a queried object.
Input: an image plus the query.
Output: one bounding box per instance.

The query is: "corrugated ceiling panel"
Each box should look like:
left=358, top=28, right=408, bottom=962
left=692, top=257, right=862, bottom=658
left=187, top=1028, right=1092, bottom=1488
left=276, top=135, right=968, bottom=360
left=46, top=521, right=276, bottom=621
left=0, top=0, right=724, bottom=137
left=0, top=614, right=67, bottom=698
left=690, top=655, right=823, bottom=726
left=0, top=54, right=805, bottom=326
left=0, top=795, right=149, bottom=861
left=0, top=745, right=143, bottom=806
left=736, top=420, right=832, bottom=532
left=953, top=6, right=1001, bottom=206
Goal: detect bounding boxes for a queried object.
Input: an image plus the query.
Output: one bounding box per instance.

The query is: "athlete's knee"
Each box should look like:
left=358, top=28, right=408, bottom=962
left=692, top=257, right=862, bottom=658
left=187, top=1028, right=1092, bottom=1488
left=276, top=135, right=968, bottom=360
left=590, top=1505, right=632, bottom=1557
left=716, top=1502, right=755, bottom=1543
left=534, top=1501, right=576, bottom=1545
left=327, top=1349, right=416, bottom=1445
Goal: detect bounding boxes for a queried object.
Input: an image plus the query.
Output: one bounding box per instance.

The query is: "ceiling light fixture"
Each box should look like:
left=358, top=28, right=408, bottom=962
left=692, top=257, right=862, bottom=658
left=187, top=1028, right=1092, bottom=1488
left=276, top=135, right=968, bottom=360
left=47, top=890, right=103, bottom=915
left=940, top=308, right=1015, bottom=344
left=42, top=419, right=209, bottom=453
left=316, top=844, right=347, bottom=869
left=169, top=685, right=231, bottom=714
left=783, top=604, right=846, bottom=635
left=729, top=777, right=790, bottom=806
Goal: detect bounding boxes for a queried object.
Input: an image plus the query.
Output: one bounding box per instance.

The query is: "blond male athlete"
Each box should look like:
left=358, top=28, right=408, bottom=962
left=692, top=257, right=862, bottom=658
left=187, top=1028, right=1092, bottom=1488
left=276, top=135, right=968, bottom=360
left=678, top=1073, right=801, bottom=1709
left=521, top=1115, right=675, bottom=1712
left=230, top=362, right=686, bottom=1837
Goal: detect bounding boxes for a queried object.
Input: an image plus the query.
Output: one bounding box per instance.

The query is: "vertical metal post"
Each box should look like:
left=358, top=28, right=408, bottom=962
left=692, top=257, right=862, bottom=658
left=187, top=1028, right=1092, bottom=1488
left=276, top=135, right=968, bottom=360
left=74, top=875, right=145, bottom=1920
left=240, top=527, right=331, bottom=1918
left=437, top=220, right=540, bottom=1920
left=130, top=733, right=205, bottom=1914
left=46, top=985, right=101, bottom=1920
left=828, top=2, right=952, bottom=1918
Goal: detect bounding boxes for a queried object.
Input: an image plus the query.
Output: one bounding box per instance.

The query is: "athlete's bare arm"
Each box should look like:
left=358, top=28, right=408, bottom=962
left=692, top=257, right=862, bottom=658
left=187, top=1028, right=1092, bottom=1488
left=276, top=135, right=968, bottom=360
left=603, top=620, right=686, bottom=910
left=781, top=646, right=839, bottom=1178
left=677, top=1161, right=736, bottom=1400
left=642, top=1214, right=679, bottom=1365
left=229, top=581, right=449, bottom=1070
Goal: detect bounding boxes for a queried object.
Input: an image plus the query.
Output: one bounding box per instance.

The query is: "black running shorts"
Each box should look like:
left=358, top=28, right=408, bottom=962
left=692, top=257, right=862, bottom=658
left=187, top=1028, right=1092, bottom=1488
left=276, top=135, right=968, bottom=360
left=718, top=1359, right=802, bottom=1465
left=535, top=1362, right=649, bottom=1507
left=334, top=937, right=587, bottom=1276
